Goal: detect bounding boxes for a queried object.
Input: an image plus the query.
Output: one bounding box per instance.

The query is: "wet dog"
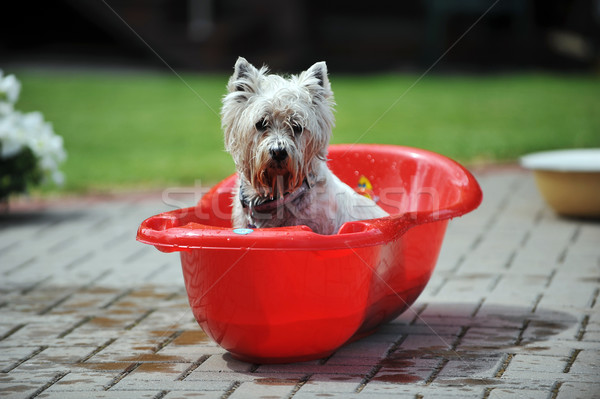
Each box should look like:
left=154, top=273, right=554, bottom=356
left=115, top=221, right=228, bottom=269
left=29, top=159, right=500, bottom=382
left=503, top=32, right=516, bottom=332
left=221, top=57, right=387, bottom=235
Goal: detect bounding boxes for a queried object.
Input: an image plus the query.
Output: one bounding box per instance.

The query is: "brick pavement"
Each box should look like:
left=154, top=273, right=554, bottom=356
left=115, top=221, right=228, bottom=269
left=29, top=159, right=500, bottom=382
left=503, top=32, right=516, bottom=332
left=0, top=168, right=598, bottom=398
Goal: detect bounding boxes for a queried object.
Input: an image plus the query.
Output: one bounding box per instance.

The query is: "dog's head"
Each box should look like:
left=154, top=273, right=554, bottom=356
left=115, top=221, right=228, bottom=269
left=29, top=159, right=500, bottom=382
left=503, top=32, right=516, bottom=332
left=221, top=57, right=335, bottom=199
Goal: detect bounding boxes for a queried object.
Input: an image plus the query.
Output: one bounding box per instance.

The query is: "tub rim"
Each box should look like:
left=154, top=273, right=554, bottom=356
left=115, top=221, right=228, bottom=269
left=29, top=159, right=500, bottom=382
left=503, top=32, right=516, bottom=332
left=137, top=144, right=482, bottom=252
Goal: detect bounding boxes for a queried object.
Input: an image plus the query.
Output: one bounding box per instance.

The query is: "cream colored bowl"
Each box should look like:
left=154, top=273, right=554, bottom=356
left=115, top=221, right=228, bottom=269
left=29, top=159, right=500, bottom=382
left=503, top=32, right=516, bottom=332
left=521, top=149, right=600, bottom=218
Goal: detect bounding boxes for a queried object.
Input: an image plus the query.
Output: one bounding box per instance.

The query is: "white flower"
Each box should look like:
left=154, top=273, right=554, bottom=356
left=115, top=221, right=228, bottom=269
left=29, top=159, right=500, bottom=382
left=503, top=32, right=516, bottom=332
left=0, top=71, right=21, bottom=105
left=0, top=102, right=14, bottom=116
left=0, top=72, right=66, bottom=190
left=0, top=111, right=26, bottom=158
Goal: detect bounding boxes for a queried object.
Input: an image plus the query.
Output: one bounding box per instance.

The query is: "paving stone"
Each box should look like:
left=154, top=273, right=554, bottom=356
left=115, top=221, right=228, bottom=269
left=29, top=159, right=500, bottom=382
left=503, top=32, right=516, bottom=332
left=0, top=346, right=46, bottom=373
left=436, top=355, right=501, bottom=380
left=33, top=346, right=101, bottom=364
left=510, top=344, right=575, bottom=358
left=9, top=360, right=73, bottom=377
left=154, top=341, right=226, bottom=362
left=43, top=369, right=119, bottom=392
left=109, top=378, right=231, bottom=391
left=196, top=353, right=254, bottom=373
left=294, top=391, right=417, bottom=399
left=569, top=349, right=600, bottom=375
left=488, top=387, right=551, bottom=399
left=484, top=274, right=549, bottom=307
left=432, top=275, right=496, bottom=302
left=255, top=362, right=374, bottom=375
left=382, top=324, right=459, bottom=338
left=38, top=391, right=160, bottom=398
left=183, top=370, right=258, bottom=383
left=381, top=304, right=424, bottom=327
left=127, top=361, right=192, bottom=380
left=556, top=381, right=600, bottom=399
left=228, top=380, right=296, bottom=399
left=163, top=392, right=223, bottom=399
left=299, top=373, right=364, bottom=393
left=0, top=383, right=45, bottom=399
left=419, top=301, right=481, bottom=320
left=503, top=370, right=599, bottom=384
left=520, top=315, right=581, bottom=344
left=393, top=333, right=455, bottom=356
left=360, top=382, right=484, bottom=397
left=373, top=357, right=439, bottom=384
left=502, top=353, right=568, bottom=376
left=325, top=335, right=395, bottom=361
left=2, top=170, right=599, bottom=397
left=457, top=326, right=521, bottom=351
left=538, top=278, right=599, bottom=311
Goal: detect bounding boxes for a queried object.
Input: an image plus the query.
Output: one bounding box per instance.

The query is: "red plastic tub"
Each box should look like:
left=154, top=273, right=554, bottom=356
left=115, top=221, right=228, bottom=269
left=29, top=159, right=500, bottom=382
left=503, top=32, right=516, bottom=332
left=137, top=144, right=482, bottom=363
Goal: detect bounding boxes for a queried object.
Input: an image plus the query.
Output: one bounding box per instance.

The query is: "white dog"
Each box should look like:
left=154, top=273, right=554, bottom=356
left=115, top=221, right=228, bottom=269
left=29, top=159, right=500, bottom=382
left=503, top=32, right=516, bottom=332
left=221, top=57, right=388, bottom=235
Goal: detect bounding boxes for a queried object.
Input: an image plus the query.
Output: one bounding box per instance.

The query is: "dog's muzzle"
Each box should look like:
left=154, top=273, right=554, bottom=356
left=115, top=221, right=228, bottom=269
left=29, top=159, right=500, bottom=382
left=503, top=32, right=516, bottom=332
left=240, top=179, right=310, bottom=215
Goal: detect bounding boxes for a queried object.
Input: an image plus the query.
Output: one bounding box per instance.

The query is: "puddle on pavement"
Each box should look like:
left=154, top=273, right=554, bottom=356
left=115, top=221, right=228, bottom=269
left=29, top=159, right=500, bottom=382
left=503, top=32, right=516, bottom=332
left=255, top=377, right=300, bottom=386
left=149, top=330, right=177, bottom=337
left=172, top=330, right=209, bottom=345
left=325, top=375, right=361, bottom=381
left=0, top=384, right=37, bottom=393
left=49, top=309, right=78, bottom=315
left=522, top=346, right=551, bottom=352
left=128, top=288, right=173, bottom=299
left=522, top=319, right=572, bottom=342
left=110, top=301, right=138, bottom=308
left=379, top=358, right=416, bottom=369
left=383, top=347, right=448, bottom=360
left=119, top=353, right=184, bottom=362
left=365, top=304, right=578, bottom=384
left=134, top=362, right=182, bottom=373
left=435, top=377, right=501, bottom=386
left=132, top=346, right=156, bottom=352
left=68, top=300, right=101, bottom=308
left=106, top=308, right=136, bottom=315
left=90, top=317, right=127, bottom=328
left=78, top=358, right=183, bottom=374
left=82, top=287, right=120, bottom=295
left=6, top=284, right=581, bottom=389
left=372, top=372, right=422, bottom=383
left=374, top=358, right=426, bottom=383
left=76, top=362, right=131, bottom=371
left=55, top=378, right=98, bottom=385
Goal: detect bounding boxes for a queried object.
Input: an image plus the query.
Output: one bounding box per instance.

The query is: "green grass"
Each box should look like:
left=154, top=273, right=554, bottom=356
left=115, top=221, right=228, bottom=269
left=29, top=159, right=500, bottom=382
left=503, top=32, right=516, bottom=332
left=14, top=70, right=600, bottom=193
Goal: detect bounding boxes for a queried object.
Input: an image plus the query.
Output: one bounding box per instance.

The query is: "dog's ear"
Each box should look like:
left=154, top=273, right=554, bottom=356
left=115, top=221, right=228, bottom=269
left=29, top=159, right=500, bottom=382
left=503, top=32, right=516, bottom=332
left=228, top=57, right=261, bottom=94
left=301, top=61, right=332, bottom=98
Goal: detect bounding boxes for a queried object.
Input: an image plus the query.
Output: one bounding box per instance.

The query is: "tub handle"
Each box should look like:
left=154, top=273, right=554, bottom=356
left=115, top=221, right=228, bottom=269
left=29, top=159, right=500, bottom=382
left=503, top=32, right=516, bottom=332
left=137, top=211, right=193, bottom=253
left=144, top=213, right=180, bottom=231
left=337, top=221, right=371, bottom=235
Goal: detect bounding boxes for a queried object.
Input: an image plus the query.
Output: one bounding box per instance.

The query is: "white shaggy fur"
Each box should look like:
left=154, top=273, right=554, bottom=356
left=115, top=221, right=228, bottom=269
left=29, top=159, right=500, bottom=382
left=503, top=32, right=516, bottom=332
left=221, top=57, right=388, bottom=235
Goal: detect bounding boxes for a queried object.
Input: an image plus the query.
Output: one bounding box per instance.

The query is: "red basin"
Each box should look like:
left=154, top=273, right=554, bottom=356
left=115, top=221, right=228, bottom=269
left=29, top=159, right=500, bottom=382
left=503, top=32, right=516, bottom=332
left=137, top=144, right=482, bottom=363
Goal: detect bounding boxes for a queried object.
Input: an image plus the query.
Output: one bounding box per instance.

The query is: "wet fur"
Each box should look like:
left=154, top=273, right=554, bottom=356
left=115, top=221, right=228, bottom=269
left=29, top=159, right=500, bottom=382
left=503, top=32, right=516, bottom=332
left=221, top=57, right=388, bottom=235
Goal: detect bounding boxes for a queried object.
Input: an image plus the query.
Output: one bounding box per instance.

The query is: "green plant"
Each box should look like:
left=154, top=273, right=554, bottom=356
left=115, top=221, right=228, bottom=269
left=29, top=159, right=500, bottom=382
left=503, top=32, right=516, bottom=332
left=14, top=71, right=600, bottom=194
left=0, top=70, right=66, bottom=202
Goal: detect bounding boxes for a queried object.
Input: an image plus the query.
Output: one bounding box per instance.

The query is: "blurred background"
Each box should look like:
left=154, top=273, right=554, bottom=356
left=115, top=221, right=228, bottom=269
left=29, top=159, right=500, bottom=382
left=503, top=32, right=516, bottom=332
left=2, top=0, right=599, bottom=72
left=1, top=0, right=599, bottom=193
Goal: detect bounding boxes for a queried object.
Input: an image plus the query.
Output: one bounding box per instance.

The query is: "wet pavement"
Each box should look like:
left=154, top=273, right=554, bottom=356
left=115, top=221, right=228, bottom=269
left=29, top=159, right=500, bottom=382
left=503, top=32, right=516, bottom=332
left=1, top=168, right=599, bottom=398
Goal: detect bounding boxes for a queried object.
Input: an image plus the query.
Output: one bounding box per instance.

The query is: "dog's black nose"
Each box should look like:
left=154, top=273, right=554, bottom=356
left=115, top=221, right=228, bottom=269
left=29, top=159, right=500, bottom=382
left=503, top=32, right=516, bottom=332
left=270, top=147, right=287, bottom=162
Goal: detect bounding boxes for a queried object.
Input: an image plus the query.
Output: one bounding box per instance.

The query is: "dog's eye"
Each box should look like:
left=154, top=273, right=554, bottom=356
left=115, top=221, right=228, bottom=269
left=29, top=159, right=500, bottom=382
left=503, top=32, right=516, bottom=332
left=292, top=123, right=303, bottom=135
left=255, top=119, right=267, bottom=131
